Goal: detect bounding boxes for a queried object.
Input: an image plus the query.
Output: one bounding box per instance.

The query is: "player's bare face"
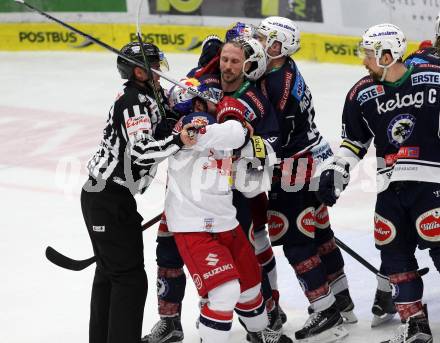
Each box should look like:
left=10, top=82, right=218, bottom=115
left=220, top=44, right=245, bottom=85
left=362, top=52, right=383, bottom=81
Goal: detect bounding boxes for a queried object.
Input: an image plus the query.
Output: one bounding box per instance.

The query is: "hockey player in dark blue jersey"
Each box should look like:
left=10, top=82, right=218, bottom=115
left=318, top=23, right=440, bottom=343
left=370, top=13, right=440, bottom=329
left=255, top=16, right=354, bottom=342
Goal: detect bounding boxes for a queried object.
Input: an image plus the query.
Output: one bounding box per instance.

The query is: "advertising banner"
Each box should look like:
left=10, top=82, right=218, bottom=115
left=149, top=0, right=323, bottom=22
left=0, top=22, right=420, bottom=67
left=0, top=0, right=126, bottom=12
left=0, top=23, right=226, bottom=52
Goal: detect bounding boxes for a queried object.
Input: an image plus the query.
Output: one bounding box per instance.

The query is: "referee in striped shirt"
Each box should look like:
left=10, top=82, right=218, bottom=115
left=80, top=42, right=194, bottom=343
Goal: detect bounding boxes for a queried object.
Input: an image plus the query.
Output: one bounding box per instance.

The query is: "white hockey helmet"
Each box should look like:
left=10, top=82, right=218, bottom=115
left=241, top=38, right=268, bottom=81
left=257, top=16, right=300, bottom=58
left=360, top=23, right=407, bottom=68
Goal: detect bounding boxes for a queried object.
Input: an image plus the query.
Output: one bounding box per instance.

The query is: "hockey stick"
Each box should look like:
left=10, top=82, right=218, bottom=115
left=45, top=213, right=162, bottom=271
left=335, top=237, right=379, bottom=274
left=335, top=237, right=429, bottom=277
left=13, top=0, right=218, bottom=104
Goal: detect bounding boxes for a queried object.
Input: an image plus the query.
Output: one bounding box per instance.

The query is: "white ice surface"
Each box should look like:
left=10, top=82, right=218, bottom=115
left=0, top=51, right=439, bottom=343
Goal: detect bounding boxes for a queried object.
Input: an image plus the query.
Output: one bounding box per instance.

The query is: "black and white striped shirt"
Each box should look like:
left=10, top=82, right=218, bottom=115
left=87, top=81, right=183, bottom=194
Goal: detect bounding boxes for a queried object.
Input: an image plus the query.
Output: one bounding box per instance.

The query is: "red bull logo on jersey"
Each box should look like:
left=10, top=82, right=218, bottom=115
left=416, top=208, right=440, bottom=242
left=357, top=84, right=385, bottom=105
left=374, top=213, right=396, bottom=245
left=191, top=116, right=209, bottom=127
left=296, top=207, right=316, bottom=238
left=268, top=210, right=288, bottom=243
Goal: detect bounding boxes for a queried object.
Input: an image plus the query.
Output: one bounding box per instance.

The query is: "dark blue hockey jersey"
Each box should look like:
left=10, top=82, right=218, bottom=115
left=257, top=57, right=323, bottom=160
left=404, top=47, right=440, bottom=67
left=340, top=64, right=440, bottom=192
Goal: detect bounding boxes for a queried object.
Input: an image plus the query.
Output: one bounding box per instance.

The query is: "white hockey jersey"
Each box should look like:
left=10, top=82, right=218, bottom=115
left=165, top=120, right=247, bottom=233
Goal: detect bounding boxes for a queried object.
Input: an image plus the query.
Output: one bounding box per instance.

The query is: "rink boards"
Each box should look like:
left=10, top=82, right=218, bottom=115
left=0, top=22, right=420, bottom=65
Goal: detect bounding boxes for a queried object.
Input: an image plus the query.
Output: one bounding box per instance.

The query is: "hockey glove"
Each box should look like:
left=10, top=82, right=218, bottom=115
left=239, top=136, right=269, bottom=170
left=216, top=96, right=247, bottom=124
left=317, top=157, right=350, bottom=206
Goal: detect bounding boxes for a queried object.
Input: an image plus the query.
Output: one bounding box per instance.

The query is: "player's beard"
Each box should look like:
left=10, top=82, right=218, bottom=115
left=221, top=70, right=243, bottom=84
left=366, top=67, right=383, bottom=81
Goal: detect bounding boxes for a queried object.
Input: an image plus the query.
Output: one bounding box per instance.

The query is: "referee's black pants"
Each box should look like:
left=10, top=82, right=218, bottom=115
left=81, top=180, right=147, bottom=343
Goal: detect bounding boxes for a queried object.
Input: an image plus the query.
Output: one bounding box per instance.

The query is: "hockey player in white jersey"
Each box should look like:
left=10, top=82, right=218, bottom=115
left=164, top=94, right=292, bottom=342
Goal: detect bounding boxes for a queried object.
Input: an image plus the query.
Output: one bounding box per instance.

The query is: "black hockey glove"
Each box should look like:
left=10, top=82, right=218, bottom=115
left=154, top=108, right=182, bottom=140
left=317, top=157, right=350, bottom=206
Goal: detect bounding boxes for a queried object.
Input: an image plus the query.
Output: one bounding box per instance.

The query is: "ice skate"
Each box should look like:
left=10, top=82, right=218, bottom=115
left=307, top=290, right=357, bottom=324
left=247, top=327, right=293, bottom=343
left=272, top=290, right=287, bottom=324
left=380, top=315, right=432, bottom=343
left=371, top=289, right=396, bottom=328
left=246, top=306, right=283, bottom=341
left=278, top=303, right=287, bottom=324
left=296, top=303, right=348, bottom=343
left=141, top=317, right=183, bottom=343
left=335, top=290, right=358, bottom=324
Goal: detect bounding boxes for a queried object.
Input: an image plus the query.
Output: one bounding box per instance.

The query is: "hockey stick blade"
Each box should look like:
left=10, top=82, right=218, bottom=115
left=45, top=213, right=162, bottom=271
left=46, top=246, right=96, bottom=271
left=418, top=267, right=429, bottom=277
